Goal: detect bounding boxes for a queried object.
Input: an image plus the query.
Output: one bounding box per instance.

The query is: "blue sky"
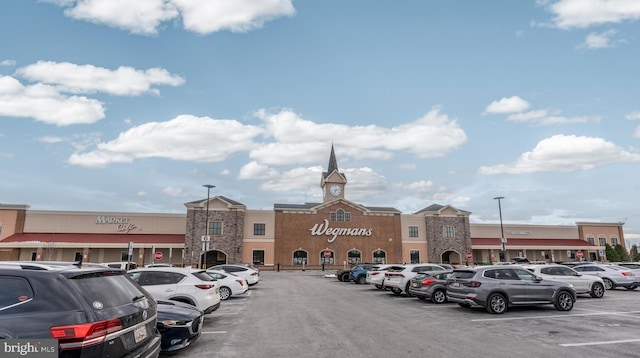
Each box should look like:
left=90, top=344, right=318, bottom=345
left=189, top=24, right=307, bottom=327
left=2, top=1, right=640, bottom=247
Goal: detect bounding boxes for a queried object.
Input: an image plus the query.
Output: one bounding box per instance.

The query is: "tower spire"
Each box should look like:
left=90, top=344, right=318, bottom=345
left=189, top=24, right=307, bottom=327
left=327, top=143, right=338, bottom=173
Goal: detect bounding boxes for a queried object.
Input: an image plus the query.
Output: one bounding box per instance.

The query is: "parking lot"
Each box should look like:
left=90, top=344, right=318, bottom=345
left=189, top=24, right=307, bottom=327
left=179, top=270, right=640, bottom=358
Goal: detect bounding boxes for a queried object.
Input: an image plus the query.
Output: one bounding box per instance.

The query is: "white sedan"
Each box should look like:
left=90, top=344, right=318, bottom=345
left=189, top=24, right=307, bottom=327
left=206, top=270, right=249, bottom=300
left=208, top=264, right=260, bottom=286
left=524, top=264, right=605, bottom=298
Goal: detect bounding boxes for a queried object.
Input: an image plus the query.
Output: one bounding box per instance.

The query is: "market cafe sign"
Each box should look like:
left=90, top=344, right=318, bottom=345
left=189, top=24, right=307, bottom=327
left=95, top=216, right=138, bottom=233
left=309, top=219, right=372, bottom=243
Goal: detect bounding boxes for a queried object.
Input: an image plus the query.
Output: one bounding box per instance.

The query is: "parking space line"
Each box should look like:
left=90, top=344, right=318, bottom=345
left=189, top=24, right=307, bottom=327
left=201, top=331, right=227, bottom=334
left=560, top=338, right=640, bottom=347
left=471, top=310, right=640, bottom=322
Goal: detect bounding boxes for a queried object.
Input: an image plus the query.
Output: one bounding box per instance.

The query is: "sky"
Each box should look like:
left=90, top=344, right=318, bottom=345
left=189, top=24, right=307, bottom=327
left=2, top=1, right=640, bottom=247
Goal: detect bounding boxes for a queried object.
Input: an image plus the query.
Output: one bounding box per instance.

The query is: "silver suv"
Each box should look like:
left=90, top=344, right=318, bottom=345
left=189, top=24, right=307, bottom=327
left=446, top=265, right=576, bottom=314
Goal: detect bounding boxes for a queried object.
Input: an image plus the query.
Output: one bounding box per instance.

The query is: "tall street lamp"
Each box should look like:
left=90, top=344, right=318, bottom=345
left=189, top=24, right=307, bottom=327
left=494, top=196, right=506, bottom=262
left=203, top=184, right=215, bottom=269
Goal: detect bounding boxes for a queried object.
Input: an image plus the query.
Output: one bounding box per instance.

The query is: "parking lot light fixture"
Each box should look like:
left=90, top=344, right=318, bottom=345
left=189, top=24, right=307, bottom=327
left=494, top=196, right=506, bottom=262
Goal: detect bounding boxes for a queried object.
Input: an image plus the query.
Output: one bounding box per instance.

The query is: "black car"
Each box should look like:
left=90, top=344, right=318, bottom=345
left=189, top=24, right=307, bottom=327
left=0, top=261, right=161, bottom=358
left=156, top=300, right=204, bottom=353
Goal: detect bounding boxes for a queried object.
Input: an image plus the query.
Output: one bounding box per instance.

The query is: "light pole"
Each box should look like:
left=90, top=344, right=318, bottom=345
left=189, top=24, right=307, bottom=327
left=203, top=184, right=215, bottom=269
left=494, top=196, right=506, bottom=262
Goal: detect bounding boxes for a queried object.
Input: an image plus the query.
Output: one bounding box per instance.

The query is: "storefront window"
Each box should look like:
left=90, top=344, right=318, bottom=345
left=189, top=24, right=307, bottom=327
left=611, top=237, right=618, bottom=246
left=320, top=250, right=334, bottom=265
left=347, top=250, right=361, bottom=264
left=253, top=223, right=266, bottom=236
left=293, top=250, right=308, bottom=265
left=209, top=221, right=223, bottom=235
left=586, top=236, right=595, bottom=244
left=373, top=250, right=386, bottom=264
left=410, top=250, right=420, bottom=264
left=253, top=250, right=265, bottom=265
left=598, top=236, right=606, bottom=246
left=409, top=226, right=418, bottom=238
left=444, top=226, right=455, bottom=238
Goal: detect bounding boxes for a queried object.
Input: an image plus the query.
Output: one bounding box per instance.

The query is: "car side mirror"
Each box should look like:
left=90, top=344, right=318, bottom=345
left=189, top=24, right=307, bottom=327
left=533, top=276, right=543, bottom=282
left=574, top=272, right=581, bottom=276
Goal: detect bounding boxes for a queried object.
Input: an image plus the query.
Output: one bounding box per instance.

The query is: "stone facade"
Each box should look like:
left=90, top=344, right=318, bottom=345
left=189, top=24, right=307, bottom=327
left=423, top=210, right=472, bottom=264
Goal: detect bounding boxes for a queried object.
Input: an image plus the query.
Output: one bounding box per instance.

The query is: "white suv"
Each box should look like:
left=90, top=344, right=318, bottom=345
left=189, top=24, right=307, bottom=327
left=383, top=263, right=446, bottom=296
left=524, top=264, right=605, bottom=298
left=128, top=267, right=221, bottom=313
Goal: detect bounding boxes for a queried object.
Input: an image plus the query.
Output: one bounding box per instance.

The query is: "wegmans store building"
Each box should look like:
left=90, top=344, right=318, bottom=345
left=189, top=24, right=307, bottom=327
left=0, top=146, right=626, bottom=269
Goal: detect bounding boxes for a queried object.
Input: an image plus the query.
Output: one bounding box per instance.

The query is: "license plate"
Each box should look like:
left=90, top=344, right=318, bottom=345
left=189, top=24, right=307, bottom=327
left=451, top=282, right=460, bottom=288
left=134, top=325, right=147, bottom=343
left=412, top=282, right=419, bottom=287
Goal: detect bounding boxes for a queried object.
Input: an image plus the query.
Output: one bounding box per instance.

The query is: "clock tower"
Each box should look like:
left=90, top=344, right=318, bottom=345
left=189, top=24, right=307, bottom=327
left=321, top=144, right=347, bottom=202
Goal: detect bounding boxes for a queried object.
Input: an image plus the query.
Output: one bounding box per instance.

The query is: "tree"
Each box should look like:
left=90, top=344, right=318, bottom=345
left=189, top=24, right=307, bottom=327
left=630, top=244, right=640, bottom=262
left=614, top=244, right=629, bottom=262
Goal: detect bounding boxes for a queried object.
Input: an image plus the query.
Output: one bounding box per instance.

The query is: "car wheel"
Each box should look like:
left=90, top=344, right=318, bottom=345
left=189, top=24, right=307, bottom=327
left=404, top=283, right=413, bottom=297
left=590, top=282, right=605, bottom=298
left=341, top=273, right=350, bottom=282
left=391, top=288, right=402, bottom=295
left=374, top=284, right=382, bottom=290
left=219, top=287, right=232, bottom=300
left=432, top=289, right=447, bottom=304
left=554, top=290, right=574, bottom=311
left=357, top=276, right=366, bottom=285
left=486, top=293, right=507, bottom=314
left=602, top=278, right=614, bottom=290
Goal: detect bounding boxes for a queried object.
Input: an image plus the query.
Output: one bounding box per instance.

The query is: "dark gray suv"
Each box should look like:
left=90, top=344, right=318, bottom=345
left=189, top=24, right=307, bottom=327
left=0, top=261, right=161, bottom=357
left=446, top=265, right=576, bottom=314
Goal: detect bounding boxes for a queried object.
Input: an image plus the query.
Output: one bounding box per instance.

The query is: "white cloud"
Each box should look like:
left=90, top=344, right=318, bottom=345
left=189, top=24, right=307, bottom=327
left=252, top=107, right=467, bottom=165
left=67, top=114, right=264, bottom=167
left=479, top=134, right=640, bottom=174
left=626, top=111, right=640, bottom=120
left=16, top=61, right=184, bottom=96
left=48, top=0, right=295, bottom=35
left=37, top=136, right=65, bottom=143
left=162, top=187, right=186, bottom=197
left=507, top=109, right=600, bottom=126
left=400, top=180, right=434, bottom=192
left=580, top=29, right=618, bottom=49
left=545, top=0, right=640, bottom=29
left=238, top=161, right=279, bottom=180
left=174, top=0, right=296, bottom=34
left=0, top=75, right=105, bottom=125
left=1, top=60, right=16, bottom=66
left=137, top=191, right=148, bottom=197
left=485, top=96, right=530, bottom=114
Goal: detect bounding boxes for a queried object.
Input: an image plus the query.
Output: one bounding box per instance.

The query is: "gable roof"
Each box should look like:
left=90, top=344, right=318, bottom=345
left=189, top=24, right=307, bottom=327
left=414, top=203, right=471, bottom=216
left=274, top=199, right=400, bottom=214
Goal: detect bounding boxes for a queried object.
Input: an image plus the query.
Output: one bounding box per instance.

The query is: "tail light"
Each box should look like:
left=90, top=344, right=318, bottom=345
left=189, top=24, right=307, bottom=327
left=421, top=278, right=437, bottom=286
left=236, top=279, right=245, bottom=286
left=621, top=271, right=635, bottom=277
left=463, top=281, right=482, bottom=288
left=50, top=318, right=123, bottom=350
left=195, top=284, right=215, bottom=290
left=371, top=272, right=381, bottom=276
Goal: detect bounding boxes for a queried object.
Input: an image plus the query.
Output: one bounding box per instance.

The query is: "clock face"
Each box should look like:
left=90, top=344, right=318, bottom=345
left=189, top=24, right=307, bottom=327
left=329, top=184, right=342, bottom=197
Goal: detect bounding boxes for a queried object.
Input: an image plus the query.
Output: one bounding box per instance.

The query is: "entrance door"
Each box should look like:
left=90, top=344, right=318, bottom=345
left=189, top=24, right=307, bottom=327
left=202, top=250, right=226, bottom=269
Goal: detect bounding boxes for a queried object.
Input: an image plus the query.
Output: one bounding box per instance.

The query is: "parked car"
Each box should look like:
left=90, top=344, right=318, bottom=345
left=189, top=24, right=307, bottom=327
left=206, top=270, right=249, bottom=300
left=156, top=300, right=204, bottom=353
left=523, top=264, right=605, bottom=298
left=446, top=265, right=577, bottom=314
left=616, top=262, right=640, bottom=270
left=0, top=261, right=161, bottom=357
left=573, top=264, right=639, bottom=290
left=349, top=263, right=377, bottom=284
left=383, top=263, right=446, bottom=296
left=128, top=267, right=221, bottom=313
left=366, top=264, right=393, bottom=289
left=408, top=270, right=453, bottom=303
left=208, top=264, right=260, bottom=286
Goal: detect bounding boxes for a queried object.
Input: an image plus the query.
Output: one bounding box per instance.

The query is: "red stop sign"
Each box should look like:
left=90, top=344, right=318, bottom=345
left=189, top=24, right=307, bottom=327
left=576, top=251, right=583, bottom=258
left=324, top=250, right=331, bottom=258
left=154, top=251, right=163, bottom=260
left=466, top=252, right=472, bottom=259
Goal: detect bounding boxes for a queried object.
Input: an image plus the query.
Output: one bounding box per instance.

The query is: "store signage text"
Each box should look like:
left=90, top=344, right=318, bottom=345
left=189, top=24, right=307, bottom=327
left=507, top=230, right=531, bottom=235
left=95, top=216, right=138, bottom=233
left=309, top=219, right=372, bottom=243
